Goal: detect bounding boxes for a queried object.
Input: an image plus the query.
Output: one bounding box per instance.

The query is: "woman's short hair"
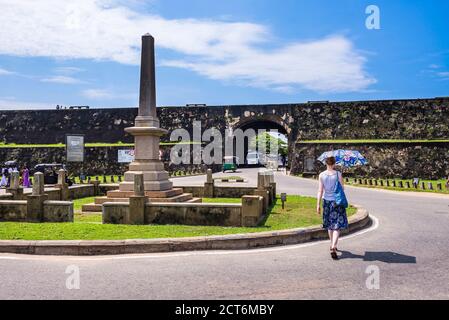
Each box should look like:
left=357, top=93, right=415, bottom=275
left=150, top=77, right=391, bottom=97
left=325, top=156, right=336, bottom=166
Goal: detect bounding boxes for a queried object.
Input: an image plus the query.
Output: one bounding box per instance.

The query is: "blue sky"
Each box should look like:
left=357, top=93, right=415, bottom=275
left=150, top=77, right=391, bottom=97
left=0, top=0, right=448, bottom=109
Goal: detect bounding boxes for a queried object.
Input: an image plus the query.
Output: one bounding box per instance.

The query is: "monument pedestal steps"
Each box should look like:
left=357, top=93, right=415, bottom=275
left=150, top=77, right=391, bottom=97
left=82, top=189, right=201, bottom=212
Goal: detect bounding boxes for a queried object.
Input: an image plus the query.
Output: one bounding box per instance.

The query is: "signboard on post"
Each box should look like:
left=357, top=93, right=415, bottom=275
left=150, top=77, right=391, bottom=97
left=118, top=149, right=135, bottom=163
left=66, top=135, right=85, bottom=162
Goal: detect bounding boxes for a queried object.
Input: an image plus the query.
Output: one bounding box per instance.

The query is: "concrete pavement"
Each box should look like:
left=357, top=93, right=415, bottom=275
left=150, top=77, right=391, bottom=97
left=1, top=168, right=448, bottom=299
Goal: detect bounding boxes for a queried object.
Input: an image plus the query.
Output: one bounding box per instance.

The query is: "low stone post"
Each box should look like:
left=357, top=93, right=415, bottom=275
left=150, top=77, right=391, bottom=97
left=406, top=181, right=411, bottom=189
left=428, top=182, right=433, bottom=190
left=392, top=180, right=396, bottom=187
left=270, top=181, right=277, bottom=202
left=27, top=172, right=48, bottom=222
left=254, top=172, right=269, bottom=214
left=91, top=179, right=100, bottom=196
left=398, top=181, right=403, bottom=188
left=204, top=169, right=214, bottom=198
left=241, top=195, right=263, bottom=227
left=421, top=182, right=426, bottom=190
left=110, top=175, right=115, bottom=183
left=56, top=169, right=69, bottom=201
left=262, top=171, right=275, bottom=205
left=380, top=180, right=384, bottom=187
left=7, top=171, right=22, bottom=199
left=386, top=180, right=390, bottom=187
left=127, top=173, right=147, bottom=225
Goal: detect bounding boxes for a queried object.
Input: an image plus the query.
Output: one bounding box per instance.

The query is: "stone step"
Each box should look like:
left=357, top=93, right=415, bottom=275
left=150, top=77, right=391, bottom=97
left=81, top=204, right=103, bottom=212
left=186, top=197, right=203, bottom=203
left=82, top=193, right=195, bottom=212
left=94, top=193, right=194, bottom=205
left=94, top=197, right=128, bottom=204
left=107, top=188, right=183, bottom=199
left=150, top=193, right=193, bottom=203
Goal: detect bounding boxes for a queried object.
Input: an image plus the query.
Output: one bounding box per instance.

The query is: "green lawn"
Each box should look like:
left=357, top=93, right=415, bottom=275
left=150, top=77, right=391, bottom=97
left=344, top=178, right=449, bottom=194
left=0, top=196, right=356, bottom=240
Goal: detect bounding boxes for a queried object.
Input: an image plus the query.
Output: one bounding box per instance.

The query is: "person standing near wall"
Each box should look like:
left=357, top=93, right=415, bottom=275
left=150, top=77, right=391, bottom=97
left=6, top=167, right=13, bottom=187
left=22, top=166, right=31, bottom=188
left=0, top=168, right=7, bottom=188
left=316, top=156, right=349, bottom=260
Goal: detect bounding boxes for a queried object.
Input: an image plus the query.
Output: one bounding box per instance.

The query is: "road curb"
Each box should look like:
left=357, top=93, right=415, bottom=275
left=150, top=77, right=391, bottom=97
left=0, top=206, right=371, bottom=256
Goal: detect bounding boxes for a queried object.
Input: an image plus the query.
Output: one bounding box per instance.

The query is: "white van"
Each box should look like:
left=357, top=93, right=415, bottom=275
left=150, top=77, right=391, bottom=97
left=246, top=152, right=260, bottom=165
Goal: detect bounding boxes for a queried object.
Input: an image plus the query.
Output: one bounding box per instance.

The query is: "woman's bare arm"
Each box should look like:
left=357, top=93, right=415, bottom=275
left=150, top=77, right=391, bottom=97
left=339, top=171, right=344, bottom=190
left=316, top=175, right=324, bottom=215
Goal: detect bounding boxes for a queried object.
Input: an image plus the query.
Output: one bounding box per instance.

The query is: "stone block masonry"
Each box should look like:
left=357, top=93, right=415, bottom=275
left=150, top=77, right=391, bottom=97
left=1, top=97, right=448, bottom=179
left=103, top=202, right=243, bottom=227
left=292, top=141, right=449, bottom=179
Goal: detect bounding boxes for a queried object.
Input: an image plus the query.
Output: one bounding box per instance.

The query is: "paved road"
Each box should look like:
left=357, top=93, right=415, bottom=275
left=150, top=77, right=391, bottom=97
left=1, top=168, right=449, bottom=299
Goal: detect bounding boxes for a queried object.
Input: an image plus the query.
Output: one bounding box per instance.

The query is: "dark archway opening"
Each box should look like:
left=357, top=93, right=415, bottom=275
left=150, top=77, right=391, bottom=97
left=232, top=119, right=289, bottom=168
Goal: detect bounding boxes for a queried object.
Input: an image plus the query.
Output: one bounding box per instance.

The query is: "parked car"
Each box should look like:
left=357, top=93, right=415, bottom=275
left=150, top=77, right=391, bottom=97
left=33, top=163, right=73, bottom=185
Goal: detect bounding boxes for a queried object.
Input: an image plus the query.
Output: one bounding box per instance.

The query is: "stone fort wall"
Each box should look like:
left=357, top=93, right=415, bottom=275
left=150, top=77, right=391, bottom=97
left=0, top=97, right=448, bottom=178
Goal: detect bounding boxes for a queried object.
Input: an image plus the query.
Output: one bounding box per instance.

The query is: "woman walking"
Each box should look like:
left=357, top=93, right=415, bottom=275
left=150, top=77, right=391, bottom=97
left=22, top=166, right=31, bottom=188
left=316, top=156, right=348, bottom=260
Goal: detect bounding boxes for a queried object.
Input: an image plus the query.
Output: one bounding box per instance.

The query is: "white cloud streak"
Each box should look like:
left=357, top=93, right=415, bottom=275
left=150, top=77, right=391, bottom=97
left=41, top=75, right=84, bottom=84
left=54, top=67, right=85, bottom=75
left=0, top=0, right=375, bottom=93
left=0, top=98, right=55, bottom=110
left=0, top=67, right=15, bottom=76
left=82, top=88, right=135, bottom=100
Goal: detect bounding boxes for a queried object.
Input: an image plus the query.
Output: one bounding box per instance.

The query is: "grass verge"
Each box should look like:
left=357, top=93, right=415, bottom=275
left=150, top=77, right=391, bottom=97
left=343, top=178, right=449, bottom=194
left=0, top=196, right=356, bottom=240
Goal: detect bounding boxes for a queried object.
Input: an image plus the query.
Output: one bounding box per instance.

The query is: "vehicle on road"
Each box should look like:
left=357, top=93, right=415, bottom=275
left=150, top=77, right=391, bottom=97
left=223, top=156, right=239, bottom=172
left=33, top=163, right=73, bottom=186
left=246, top=151, right=261, bottom=166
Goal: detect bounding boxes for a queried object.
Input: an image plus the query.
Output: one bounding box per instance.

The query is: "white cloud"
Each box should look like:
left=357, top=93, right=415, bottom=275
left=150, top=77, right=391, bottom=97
left=82, top=88, right=135, bottom=100
left=54, top=67, right=85, bottom=75
left=0, top=68, right=15, bottom=76
left=0, top=98, right=55, bottom=110
left=0, top=0, right=375, bottom=93
left=82, top=89, right=114, bottom=99
left=162, top=36, right=376, bottom=93
left=41, top=76, right=84, bottom=84
left=437, top=72, right=449, bottom=79
left=424, top=64, right=449, bottom=80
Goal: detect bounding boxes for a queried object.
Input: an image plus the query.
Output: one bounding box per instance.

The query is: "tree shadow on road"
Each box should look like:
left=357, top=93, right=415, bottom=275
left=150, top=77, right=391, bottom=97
left=338, top=251, right=416, bottom=264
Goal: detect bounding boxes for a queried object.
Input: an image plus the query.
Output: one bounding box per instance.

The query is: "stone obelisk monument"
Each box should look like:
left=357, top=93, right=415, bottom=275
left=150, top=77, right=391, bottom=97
left=81, top=34, right=197, bottom=212
left=119, top=34, right=173, bottom=192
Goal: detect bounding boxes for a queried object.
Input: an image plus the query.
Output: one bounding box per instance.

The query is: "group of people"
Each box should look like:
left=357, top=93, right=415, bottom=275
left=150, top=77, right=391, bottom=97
left=0, top=166, right=31, bottom=188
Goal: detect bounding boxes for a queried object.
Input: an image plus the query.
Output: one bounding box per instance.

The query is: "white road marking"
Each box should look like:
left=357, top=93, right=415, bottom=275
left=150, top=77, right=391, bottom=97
left=0, top=215, right=379, bottom=262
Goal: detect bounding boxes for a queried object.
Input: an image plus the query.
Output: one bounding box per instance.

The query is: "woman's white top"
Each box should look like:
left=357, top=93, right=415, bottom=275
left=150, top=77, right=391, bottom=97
left=319, top=171, right=340, bottom=201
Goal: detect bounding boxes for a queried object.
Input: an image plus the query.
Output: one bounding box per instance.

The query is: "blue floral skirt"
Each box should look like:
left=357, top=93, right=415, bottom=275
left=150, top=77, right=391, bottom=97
left=323, top=199, right=348, bottom=231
